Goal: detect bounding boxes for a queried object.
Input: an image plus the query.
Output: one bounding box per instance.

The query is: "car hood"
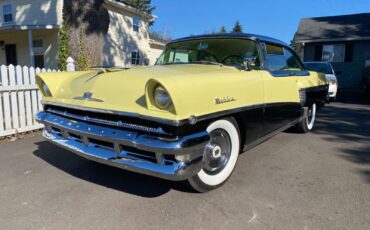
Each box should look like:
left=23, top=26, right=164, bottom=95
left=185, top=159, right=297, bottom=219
left=37, top=64, right=242, bottom=121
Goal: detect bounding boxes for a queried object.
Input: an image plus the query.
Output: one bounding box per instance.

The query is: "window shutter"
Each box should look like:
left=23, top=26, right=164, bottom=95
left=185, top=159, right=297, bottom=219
left=314, top=45, right=323, bottom=61
left=345, top=44, right=353, bottom=62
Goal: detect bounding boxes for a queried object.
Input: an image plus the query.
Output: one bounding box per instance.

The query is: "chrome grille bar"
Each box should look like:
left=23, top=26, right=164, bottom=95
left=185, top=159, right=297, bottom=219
left=46, top=107, right=169, bottom=135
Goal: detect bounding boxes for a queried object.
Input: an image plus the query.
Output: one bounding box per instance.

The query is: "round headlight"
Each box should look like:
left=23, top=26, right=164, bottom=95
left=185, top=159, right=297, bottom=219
left=325, top=76, right=337, bottom=85
left=154, top=86, right=172, bottom=109
left=42, top=82, right=52, bottom=97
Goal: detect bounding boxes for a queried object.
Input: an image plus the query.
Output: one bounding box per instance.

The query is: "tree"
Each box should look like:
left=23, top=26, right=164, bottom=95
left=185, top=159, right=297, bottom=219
left=76, top=29, right=89, bottom=71
left=220, top=26, right=227, bottom=33
left=232, top=21, right=243, bottom=33
left=123, top=0, right=155, bottom=13
left=290, top=40, right=298, bottom=51
left=123, top=0, right=155, bottom=25
left=57, top=18, right=70, bottom=71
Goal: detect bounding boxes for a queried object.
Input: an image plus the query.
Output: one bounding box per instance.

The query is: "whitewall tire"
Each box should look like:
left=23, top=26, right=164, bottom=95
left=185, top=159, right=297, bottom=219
left=297, top=103, right=317, bottom=133
left=188, top=118, right=240, bottom=192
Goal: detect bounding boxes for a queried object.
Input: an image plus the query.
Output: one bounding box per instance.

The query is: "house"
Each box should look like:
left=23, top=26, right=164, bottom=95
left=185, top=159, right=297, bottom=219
left=0, top=0, right=165, bottom=69
left=293, top=13, right=370, bottom=89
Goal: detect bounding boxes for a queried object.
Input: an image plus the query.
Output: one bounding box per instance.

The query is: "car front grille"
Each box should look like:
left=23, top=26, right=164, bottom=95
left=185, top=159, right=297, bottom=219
left=44, top=105, right=170, bottom=136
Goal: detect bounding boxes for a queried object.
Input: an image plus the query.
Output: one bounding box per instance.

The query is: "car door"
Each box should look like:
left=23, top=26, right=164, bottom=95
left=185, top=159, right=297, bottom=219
left=259, top=43, right=309, bottom=135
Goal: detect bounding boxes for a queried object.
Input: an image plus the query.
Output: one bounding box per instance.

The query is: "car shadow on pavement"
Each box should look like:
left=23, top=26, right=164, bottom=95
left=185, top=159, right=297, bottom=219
left=33, top=141, right=194, bottom=197
left=313, top=93, right=370, bottom=184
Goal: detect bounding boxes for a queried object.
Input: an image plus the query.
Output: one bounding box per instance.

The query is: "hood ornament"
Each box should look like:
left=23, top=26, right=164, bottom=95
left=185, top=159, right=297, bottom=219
left=74, top=92, right=103, bottom=102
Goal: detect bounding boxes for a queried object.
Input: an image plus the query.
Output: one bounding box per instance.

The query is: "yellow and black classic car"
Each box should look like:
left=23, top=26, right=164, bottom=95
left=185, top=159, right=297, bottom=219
left=36, top=33, right=328, bottom=192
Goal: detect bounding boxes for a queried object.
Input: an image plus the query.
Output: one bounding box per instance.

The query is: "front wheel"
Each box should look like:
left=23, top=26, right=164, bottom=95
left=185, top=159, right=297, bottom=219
left=297, top=103, right=317, bottom=133
left=187, top=118, right=240, bottom=193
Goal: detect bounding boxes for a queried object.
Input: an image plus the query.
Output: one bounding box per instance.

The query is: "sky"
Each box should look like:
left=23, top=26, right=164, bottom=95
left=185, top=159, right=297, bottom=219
left=151, top=0, right=370, bottom=43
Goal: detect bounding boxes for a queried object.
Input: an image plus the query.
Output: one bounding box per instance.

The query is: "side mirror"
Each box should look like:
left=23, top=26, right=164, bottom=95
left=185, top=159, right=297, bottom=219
left=335, top=70, right=342, bottom=75
left=243, top=56, right=258, bottom=70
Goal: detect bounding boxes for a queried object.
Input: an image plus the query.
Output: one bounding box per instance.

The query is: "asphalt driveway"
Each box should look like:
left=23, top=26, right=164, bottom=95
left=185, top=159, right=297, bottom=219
left=0, top=94, right=369, bottom=230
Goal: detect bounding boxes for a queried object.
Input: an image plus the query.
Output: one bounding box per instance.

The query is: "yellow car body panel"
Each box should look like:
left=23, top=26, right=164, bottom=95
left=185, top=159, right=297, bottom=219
left=37, top=65, right=326, bottom=123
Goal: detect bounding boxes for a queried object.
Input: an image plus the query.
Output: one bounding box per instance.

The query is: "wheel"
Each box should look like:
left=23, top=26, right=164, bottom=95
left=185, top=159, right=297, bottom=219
left=187, top=118, right=240, bottom=193
left=297, top=103, right=317, bottom=133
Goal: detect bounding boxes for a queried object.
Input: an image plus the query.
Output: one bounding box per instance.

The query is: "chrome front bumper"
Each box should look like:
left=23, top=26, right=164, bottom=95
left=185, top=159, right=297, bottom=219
left=35, top=112, right=210, bottom=181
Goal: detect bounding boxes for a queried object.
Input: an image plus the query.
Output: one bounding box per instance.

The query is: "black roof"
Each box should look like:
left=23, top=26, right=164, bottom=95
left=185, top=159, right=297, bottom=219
left=170, top=33, right=289, bottom=47
left=294, top=13, right=370, bottom=43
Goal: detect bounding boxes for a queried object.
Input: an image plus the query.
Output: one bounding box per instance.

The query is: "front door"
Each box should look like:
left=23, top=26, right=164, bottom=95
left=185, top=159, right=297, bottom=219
left=5, top=44, right=17, bottom=66
left=261, top=43, right=308, bottom=135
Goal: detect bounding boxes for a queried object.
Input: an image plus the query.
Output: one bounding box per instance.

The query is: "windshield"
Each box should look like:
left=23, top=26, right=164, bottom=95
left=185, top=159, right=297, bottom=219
left=304, top=62, right=333, bottom=74
left=156, top=38, right=260, bottom=67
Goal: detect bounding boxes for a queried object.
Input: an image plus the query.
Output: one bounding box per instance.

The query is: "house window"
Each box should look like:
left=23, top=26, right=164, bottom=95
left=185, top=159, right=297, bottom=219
left=32, top=39, right=44, bottom=68
left=131, top=51, right=140, bottom=65
left=322, top=44, right=345, bottom=62
left=3, top=4, right=13, bottom=23
left=133, top=17, right=140, bottom=32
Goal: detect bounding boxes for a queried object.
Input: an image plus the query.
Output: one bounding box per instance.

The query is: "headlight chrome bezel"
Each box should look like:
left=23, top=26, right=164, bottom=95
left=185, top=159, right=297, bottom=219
left=153, top=85, right=172, bottom=110
left=325, top=76, right=337, bottom=85
left=42, top=82, right=52, bottom=97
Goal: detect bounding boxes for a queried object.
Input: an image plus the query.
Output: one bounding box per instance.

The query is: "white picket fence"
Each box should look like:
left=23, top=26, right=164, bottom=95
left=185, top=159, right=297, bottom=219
left=0, top=65, right=58, bottom=137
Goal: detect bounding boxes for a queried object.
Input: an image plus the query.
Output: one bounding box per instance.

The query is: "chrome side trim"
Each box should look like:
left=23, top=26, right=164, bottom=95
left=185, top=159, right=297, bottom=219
left=242, top=117, right=302, bottom=152
left=42, top=100, right=304, bottom=127
left=195, top=102, right=302, bottom=123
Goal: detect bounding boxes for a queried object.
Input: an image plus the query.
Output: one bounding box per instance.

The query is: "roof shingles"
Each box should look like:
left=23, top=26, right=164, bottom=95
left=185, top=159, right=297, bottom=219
left=294, top=13, right=370, bottom=43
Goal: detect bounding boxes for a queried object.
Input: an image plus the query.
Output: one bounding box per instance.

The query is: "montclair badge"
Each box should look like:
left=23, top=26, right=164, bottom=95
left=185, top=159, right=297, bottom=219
left=215, top=97, right=236, bottom=105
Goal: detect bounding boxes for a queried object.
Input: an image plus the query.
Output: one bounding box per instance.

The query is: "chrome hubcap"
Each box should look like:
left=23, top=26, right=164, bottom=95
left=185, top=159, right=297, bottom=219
left=203, top=129, right=232, bottom=175
left=307, top=108, right=313, bottom=122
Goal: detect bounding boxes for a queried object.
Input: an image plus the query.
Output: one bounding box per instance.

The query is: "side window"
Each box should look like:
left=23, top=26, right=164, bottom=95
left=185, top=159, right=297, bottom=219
left=3, top=4, right=13, bottom=23
left=131, top=51, right=140, bottom=65
left=132, top=17, right=140, bottom=32
left=265, top=43, right=307, bottom=76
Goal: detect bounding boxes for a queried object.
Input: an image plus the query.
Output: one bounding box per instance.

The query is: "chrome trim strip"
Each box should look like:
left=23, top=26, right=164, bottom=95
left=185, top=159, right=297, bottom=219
left=242, top=117, right=302, bottom=152
left=43, top=100, right=305, bottom=127
left=195, top=102, right=301, bottom=123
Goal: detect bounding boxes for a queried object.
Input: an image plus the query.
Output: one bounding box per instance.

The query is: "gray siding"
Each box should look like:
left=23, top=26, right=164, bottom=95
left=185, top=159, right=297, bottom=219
left=303, top=42, right=370, bottom=89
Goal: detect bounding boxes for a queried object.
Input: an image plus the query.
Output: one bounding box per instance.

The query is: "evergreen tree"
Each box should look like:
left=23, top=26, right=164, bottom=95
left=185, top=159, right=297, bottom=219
left=232, top=21, right=243, bottom=32
left=123, top=0, right=155, bottom=25
left=123, top=0, right=155, bottom=14
left=57, top=19, right=70, bottom=71
left=220, top=26, right=227, bottom=33
left=76, top=29, right=89, bottom=71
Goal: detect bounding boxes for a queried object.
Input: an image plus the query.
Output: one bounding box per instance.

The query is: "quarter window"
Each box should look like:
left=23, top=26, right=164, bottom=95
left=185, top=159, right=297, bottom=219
left=3, top=4, right=13, bottom=23
left=131, top=51, right=140, bottom=65
left=133, top=17, right=140, bottom=32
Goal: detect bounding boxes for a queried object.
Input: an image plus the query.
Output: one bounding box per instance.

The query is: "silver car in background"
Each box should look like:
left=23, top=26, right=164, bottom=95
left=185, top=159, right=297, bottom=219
left=304, top=62, right=338, bottom=101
